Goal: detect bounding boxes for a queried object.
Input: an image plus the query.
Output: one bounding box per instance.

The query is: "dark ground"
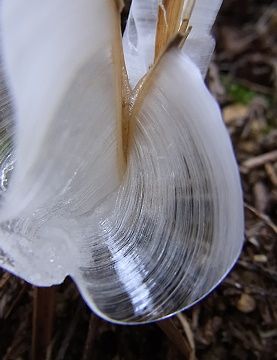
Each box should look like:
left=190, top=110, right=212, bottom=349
left=0, top=0, right=276, bottom=359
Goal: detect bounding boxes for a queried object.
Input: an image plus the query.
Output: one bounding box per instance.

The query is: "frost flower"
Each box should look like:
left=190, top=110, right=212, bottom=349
left=0, top=0, right=244, bottom=323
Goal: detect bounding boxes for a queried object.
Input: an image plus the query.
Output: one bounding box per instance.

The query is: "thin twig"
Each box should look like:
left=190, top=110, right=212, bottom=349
left=244, top=203, right=277, bottom=234
left=265, top=163, right=277, bottom=187
left=253, top=182, right=268, bottom=213
left=241, top=150, right=277, bottom=171
left=238, top=260, right=277, bottom=283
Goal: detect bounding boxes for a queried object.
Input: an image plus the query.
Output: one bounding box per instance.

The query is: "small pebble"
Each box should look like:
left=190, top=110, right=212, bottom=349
left=236, top=293, right=256, bottom=313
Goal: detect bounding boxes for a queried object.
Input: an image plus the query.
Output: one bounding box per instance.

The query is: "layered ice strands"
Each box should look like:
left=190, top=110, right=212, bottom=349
left=0, top=0, right=244, bottom=323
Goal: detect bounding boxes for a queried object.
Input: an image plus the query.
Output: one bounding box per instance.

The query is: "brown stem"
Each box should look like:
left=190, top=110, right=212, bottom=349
left=32, top=287, right=56, bottom=360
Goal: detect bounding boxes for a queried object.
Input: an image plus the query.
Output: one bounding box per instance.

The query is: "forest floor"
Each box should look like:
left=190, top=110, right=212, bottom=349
left=0, top=0, right=276, bottom=359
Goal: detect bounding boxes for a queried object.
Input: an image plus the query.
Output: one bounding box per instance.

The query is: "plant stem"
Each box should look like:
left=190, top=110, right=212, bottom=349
left=155, top=0, right=196, bottom=60
left=158, top=317, right=194, bottom=359
left=155, top=0, right=185, bottom=60
left=32, top=287, right=56, bottom=360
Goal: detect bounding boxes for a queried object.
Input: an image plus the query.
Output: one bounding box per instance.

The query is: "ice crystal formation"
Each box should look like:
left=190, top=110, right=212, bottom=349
left=0, top=0, right=244, bottom=323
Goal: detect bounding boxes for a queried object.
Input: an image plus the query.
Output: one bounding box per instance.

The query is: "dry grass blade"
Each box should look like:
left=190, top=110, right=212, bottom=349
left=158, top=317, right=193, bottom=359
left=177, top=313, right=196, bottom=359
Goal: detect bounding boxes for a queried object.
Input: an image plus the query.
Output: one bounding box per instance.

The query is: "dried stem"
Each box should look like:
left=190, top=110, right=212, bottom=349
left=180, top=0, right=196, bottom=33
left=114, top=0, right=124, bottom=13
left=130, top=0, right=196, bottom=122
left=128, top=0, right=197, bottom=154
left=32, top=287, right=56, bottom=360
left=244, top=203, right=277, bottom=234
left=154, top=0, right=196, bottom=61
left=155, top=0, right=185, bottom=60
left=241, top=150, right=277, bottom=171
left=112, top=0, right=131, bottom=161
left=158, top=317, right=194, bottom=359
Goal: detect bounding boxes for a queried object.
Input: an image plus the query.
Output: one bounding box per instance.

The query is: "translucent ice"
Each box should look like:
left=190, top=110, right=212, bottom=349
left=0, top=0, right=244, bottom=323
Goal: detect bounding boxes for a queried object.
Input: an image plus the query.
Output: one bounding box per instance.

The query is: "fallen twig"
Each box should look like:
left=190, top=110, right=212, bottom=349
left=241, top=150, right=277, bottom=171
left=244, top=203, right=277, bottom=234
left=253, top=182, right=268, bottom=213
left=238, top=260, right=277, bottom=283
left=265, top=163, right=277, bottom=187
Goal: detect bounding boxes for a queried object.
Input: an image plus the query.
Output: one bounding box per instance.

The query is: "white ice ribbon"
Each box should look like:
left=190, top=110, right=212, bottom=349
left=0, top=0, right=244, bottom=323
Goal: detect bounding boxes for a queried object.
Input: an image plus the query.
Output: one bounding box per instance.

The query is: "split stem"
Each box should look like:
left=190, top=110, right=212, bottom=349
left=155, top=0, right=186, bottom=60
